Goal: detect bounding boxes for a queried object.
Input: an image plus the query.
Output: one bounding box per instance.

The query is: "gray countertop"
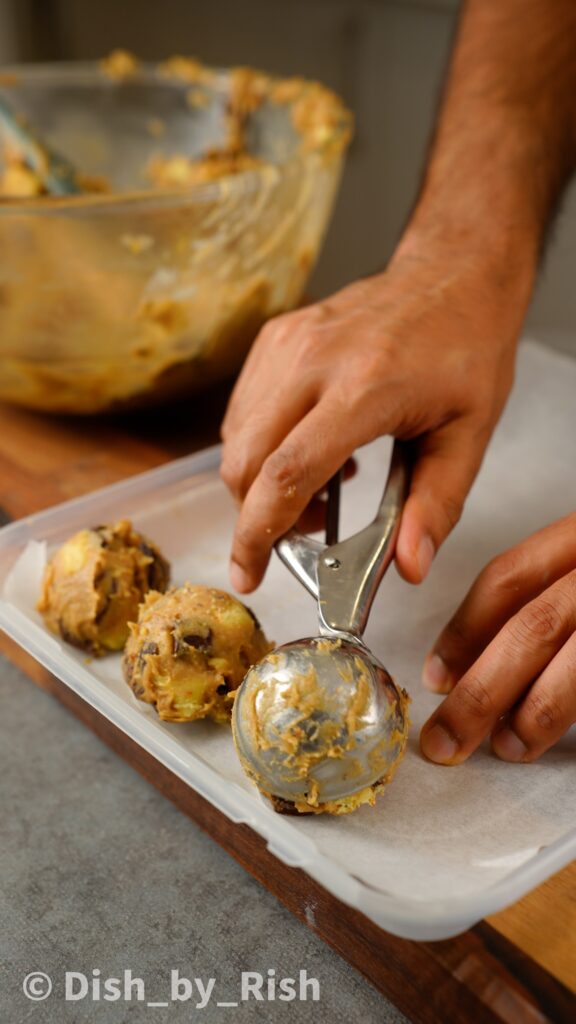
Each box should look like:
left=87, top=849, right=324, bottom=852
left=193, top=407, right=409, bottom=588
left=0, top=655, right=408, bottom=1024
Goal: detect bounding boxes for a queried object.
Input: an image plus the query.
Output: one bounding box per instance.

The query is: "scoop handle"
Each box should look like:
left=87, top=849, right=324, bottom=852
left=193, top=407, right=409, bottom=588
left=317, top=441, right=409, bottom=636
left=275, top=441, right=410, bottom=636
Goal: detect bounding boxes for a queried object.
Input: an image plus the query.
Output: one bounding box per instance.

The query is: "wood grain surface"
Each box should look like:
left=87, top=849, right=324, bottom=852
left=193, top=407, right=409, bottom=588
left=0, top=394, right=574, bottom=1021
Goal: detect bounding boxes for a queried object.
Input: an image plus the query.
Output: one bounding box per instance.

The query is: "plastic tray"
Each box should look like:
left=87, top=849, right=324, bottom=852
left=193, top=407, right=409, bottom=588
left=0, top=339, right=575, bottom=941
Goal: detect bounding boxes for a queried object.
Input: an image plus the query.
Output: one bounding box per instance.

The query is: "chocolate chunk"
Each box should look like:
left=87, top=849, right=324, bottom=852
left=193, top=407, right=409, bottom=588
left=145, top=550, right=170, bottom=591
left=136, top=640, right=159, bottom=673
left=173, top=626, right=213, bottom=657
left=182, top=630, right=213, bottom=652
left=269, top=794, right=302, bottom=816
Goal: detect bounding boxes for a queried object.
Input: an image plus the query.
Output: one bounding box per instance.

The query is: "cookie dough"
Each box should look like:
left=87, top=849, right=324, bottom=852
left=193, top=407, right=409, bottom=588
left=267, top=765, right=408, bottom=817
left=146, top=149, right=264, bottom=189
left=264, top=733, right=407, bottom=819
left=0, top=53, right=351, bottom=415
left=38, top=519, right=170, bottom=656
left=122, top=583, right=272, bottom=723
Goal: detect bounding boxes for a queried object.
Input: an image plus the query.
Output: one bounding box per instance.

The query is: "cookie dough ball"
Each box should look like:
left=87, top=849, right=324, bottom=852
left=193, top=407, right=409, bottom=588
left=38, top=519, right=170, bottom=656
left=122, top=584, right=273, bottom=723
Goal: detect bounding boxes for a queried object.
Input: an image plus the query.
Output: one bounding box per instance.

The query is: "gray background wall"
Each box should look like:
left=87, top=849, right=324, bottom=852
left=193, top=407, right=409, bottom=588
left=1, top=0, right=575, bottom=353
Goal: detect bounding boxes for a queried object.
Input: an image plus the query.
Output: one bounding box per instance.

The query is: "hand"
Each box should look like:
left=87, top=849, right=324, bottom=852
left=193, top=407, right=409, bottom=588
left=221, top=241, right=524, bottom=593
left=420, top=513, right=576, bottom=764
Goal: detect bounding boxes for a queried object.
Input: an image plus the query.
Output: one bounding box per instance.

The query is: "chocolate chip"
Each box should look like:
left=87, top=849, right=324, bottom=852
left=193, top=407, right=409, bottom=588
left=136, top=641, right=159, bottom=673
left=216, top=683, right=228, bottom=695
left=144, top=549, right=170, bottom=591
left=182, top=630, right=213, bottom=652
left=269, top=794, right=301, bottom=816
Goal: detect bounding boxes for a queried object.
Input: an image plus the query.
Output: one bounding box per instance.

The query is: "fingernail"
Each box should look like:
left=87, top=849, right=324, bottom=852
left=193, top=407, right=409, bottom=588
left=230, top=561, right=250, bottom=593
left=421, top=723, right=460, bottom=764
left=492, top=728, right=528, bottom=763
left=422, top=653, right=452, bottom=693
left=417, top=535, right=435, bottom=579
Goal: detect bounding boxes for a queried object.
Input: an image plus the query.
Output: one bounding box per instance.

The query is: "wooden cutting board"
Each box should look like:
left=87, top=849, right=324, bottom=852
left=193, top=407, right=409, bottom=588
left=0, top=393, right=574, bottom=1024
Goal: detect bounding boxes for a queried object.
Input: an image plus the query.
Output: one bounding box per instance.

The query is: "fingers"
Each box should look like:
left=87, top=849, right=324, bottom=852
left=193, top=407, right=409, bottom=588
left=395, top=417, right=490, bottom=584
left=419, top=571, right=576, bottom=764
left=423, top=511, right=576, bottom=693
left=492, top=628, right=576, bottom=761
left=220, top=314, right=319, bottom=502
left=228, top=400, right=358, bottom=592
left=221, top=311, right=301, bottom=440
left=220, top=386, right=316, bottom=502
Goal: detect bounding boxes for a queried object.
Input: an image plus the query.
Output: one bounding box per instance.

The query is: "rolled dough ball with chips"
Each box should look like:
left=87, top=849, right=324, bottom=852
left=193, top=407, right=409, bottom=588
left=38, top=519, right=170, bottom=656
left=122, top=583, right=272, bottom=723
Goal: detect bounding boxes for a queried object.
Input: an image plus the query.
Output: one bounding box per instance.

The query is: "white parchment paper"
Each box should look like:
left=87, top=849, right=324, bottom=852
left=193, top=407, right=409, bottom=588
left=3, top=338, right=576, bottom=908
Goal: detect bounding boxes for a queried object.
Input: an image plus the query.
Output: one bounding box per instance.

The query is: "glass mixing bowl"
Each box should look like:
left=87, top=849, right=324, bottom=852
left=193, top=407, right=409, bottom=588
left=0, top=61, right=351, bottom=413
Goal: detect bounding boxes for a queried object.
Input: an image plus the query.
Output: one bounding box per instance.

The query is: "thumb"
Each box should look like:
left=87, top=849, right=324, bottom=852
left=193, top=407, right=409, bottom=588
left=395, top=419, right=489, bottom=584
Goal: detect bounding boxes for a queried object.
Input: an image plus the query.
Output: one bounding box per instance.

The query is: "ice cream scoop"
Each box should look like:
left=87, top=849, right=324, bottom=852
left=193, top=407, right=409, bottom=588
left=232, top=442, right=411, bottom=814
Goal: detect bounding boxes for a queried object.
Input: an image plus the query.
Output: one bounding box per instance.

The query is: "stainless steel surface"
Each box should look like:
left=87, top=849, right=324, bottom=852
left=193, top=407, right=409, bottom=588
left=318, top=442, right=408, bottom=637
left=233, top=442, right=410, bottom=807
left=233, top=636, right=407, bottom=804
left=276, top=442, right=409, bottom=636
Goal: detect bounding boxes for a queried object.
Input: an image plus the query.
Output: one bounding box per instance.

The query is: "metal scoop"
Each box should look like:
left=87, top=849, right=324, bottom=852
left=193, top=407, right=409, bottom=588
left=232, top=442, right=411, bottom=811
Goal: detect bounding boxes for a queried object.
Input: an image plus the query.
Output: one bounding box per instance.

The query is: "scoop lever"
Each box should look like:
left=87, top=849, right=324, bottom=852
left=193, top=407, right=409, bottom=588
left=276, top=441, right=409, bottom=637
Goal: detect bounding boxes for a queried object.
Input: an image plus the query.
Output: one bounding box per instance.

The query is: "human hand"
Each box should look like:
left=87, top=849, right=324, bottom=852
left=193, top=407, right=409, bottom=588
left=221, top=241, right=526, bottom=593
left=420, top=513, right=576, bottom=764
